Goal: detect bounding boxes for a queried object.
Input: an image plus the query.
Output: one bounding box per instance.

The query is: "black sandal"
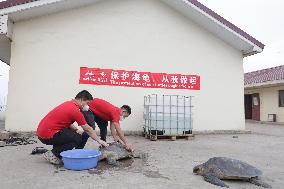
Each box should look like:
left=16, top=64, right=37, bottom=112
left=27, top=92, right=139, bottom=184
left=31, top=147, right=48, bottom=155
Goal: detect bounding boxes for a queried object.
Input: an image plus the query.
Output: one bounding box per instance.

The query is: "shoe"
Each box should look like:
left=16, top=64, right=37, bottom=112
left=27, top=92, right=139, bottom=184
left=43, top=151, right=63, bottom=165
left=31, top=147, right=48, bottom=155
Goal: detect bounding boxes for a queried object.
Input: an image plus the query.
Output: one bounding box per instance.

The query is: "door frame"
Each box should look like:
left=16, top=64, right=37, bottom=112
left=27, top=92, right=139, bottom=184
left=244, top=93, right=260, bottom=121
left=251, top=93, right=260, bottom=121
left=244, top=94, right=252, bottom=119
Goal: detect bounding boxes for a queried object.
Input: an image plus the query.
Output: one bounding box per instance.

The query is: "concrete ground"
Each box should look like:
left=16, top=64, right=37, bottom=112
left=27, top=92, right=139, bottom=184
left=0, top=122, right=284, bottom=189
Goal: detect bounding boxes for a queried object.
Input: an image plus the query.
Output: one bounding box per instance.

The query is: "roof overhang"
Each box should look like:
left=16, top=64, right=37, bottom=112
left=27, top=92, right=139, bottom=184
left=0, top=37, right=11, bottom=65
left=0, top=0, right=101, bottom=21
left=0, top=0, right=101, bottom=65
left=161, top=0, right=264, bottom=57
left=245, top=79, right=284, bottom=90
left=0, top=0, right=265, bottom=65
left=0, top=15, right=12, bottom=65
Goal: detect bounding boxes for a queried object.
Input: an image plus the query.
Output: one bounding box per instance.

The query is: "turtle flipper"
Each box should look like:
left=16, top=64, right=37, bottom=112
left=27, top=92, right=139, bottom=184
left=249, top=177, right=272, bottom=188
left=203, top=173, right=229, bottom=188
left=106, top=157, right=118, bottom=166
left=106, top=154, right=120, bottom=166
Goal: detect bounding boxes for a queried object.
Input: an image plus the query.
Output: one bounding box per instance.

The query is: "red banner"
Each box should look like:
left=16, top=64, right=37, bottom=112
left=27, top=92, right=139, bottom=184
left=79, top=67, right=200, bottom=90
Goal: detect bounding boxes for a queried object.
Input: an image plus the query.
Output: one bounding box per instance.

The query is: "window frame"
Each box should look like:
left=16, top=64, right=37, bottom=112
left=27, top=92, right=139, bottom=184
left=278, top=90, right=284, bottom=107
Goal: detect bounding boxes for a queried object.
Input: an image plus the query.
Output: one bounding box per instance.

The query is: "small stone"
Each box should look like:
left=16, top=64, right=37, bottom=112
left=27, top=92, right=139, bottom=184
left=0, top=141, right=6, bottom=147
left=0, top=131, right=10, bottom=140
left=232, top=135, right=238, bottom=138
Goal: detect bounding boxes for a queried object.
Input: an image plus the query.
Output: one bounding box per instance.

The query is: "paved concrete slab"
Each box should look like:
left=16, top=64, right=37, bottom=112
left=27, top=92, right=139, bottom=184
left=0, top=122, right=283, bottom=189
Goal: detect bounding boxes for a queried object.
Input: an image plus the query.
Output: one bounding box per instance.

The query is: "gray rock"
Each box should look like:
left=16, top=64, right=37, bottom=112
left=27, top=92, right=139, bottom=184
left=0, top=141, right=6, bottom=147
left=0, top=131, right=10, bottom=140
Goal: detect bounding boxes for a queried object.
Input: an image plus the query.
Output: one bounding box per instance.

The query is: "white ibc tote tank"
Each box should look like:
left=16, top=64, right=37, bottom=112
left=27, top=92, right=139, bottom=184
left=143, top=94, right=193, bottom=135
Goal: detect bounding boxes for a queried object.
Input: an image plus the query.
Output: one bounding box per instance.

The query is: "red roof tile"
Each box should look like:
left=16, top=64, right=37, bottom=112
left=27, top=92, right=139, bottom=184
left=244, top=65, right=284, bottom=85
left=0, top=0, right=38, bottom=9
left=188, top=0, right=264, bottom=49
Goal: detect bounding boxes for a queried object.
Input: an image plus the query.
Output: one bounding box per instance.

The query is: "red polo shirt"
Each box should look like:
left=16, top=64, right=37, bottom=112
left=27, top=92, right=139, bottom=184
left=37, top=100, right=87, bottom=139
left=88, top=98, right=120, bottom=123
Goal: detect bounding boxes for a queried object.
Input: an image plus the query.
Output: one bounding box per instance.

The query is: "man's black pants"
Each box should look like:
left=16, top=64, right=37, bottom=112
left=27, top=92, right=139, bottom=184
left=39, top=128, right=82, bottom=158
left=77, top=110, right=108, bottom=149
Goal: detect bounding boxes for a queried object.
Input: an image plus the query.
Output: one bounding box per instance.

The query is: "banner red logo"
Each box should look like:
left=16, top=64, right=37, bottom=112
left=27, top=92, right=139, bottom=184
left=79, top=67, right=200, bottom=90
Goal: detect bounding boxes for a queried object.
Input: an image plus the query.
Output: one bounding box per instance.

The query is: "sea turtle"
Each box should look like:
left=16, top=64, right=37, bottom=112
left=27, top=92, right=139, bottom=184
left=193, top=157, right=271, bottom=188
left=99, top=142, right=142, bottom=165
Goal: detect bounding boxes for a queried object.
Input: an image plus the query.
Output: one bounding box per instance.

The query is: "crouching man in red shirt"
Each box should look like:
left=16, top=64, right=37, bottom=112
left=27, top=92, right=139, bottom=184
left=37, top=90, right=108, bottom=165
left=77, top=98, right=133, bottom=151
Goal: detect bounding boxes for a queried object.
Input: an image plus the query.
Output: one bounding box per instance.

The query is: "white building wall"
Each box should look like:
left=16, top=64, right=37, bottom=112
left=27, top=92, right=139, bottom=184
left=245, top=85, right=284, bottom=122
left=6, top=0, right=244, bottom=132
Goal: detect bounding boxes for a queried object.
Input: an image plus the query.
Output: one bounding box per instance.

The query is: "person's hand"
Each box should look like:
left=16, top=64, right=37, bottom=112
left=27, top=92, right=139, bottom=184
left=99, top=140, right=109, bottom=148
left=114, top=138, right=125, bottom=145
left=76, top=129, right=83, bottom=135
left=125, top=143, right=133, bottom=152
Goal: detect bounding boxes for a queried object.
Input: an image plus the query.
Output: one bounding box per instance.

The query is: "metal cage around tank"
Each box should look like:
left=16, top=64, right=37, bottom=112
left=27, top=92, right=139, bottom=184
left=143, top=94, right=193, bottom=136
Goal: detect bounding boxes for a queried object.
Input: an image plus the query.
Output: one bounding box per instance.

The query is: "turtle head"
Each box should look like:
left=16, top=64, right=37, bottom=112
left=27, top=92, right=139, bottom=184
left=193, top=164, right=204, bottom=175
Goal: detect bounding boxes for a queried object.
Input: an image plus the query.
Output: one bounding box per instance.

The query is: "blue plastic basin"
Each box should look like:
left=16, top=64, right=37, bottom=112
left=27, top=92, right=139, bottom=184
left=60, top=149, right=101, bottom=171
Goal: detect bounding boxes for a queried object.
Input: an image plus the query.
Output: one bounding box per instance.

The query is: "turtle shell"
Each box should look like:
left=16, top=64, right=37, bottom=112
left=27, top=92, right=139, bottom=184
left=99, top=143, right=132, bottom=161
left=204, top=157, right=262, bottom=179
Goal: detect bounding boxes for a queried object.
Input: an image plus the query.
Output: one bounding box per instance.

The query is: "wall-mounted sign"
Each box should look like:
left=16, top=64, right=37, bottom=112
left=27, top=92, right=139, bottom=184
left=79, top=67, right=200, bottom=90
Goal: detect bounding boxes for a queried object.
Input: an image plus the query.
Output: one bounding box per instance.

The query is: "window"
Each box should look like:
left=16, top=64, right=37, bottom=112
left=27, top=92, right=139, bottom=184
left=279, top=90, right=284, bottom=107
